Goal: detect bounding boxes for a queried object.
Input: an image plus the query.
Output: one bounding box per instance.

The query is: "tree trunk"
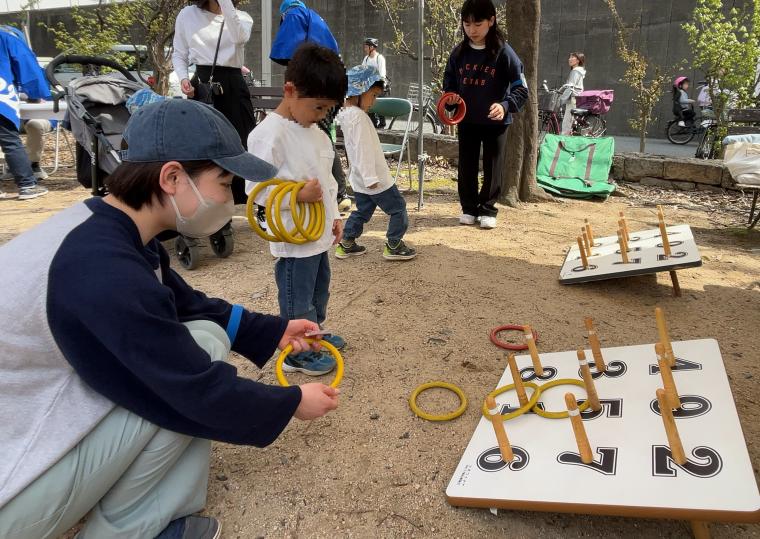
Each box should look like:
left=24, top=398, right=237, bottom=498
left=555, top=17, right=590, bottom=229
left=639, top=119, right=647, bottom=153
left=500, top=0, right=551, bottom=207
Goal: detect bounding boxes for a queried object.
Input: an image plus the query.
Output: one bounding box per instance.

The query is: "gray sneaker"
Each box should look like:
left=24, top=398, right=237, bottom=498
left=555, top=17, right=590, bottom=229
left=31, top=164, right=48, bottom=180
left=335, top=240, right=367, bottom=259
left=154, top=515, right=222, bottom=539
left=383, top=240, right=417, bottom=261
left=18, top=185, right=48, bottom=200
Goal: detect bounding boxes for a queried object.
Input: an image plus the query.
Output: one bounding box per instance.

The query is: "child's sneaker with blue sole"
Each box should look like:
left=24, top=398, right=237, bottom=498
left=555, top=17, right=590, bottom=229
left=283, top=350, right=336, bottom=376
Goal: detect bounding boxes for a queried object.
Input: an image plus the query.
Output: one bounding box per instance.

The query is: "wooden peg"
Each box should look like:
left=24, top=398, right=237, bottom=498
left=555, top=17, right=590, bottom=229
left=486, top=396, right=514, bottom=462
left=656, top=343, right=681, bottom=410
left=618, top=231, right=629, bottom=263
left=584, top=317, right=606, bottom=372
left=584, top=219, right=594, bottom=245
left=565, top=392, right=593, bottom=464
left=690, top=521, right=711, bottom=539
left=507, top=353, right=529, bottom=407
left=619, top=211, right=630, bottom=241
left=582, top=228, right=592, bottom=257
left=621, top=225, right=630, bottom=253
left=669, top=270, right=682, bottom=298
left=656, top=388, right=686, bottom=465
left=654, top=307, right=675, bottom=365
left=657, top=206, right=672, bottom=257
left=523, top=325, right=544, bottom=377
left=577, top=236, right=589, bottom=269
left=577, top=349, right=602, bottom=412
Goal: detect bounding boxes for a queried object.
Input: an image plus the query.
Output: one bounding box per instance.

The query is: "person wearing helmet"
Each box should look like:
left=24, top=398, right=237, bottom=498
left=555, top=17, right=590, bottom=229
left=362, top=38, right=388, bottom=128
left=673, top=76, right=695, bottom=127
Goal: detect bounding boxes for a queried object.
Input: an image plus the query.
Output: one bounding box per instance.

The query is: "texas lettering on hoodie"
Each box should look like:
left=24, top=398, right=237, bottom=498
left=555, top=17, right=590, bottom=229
left=443, top=41, right=528, bottom=126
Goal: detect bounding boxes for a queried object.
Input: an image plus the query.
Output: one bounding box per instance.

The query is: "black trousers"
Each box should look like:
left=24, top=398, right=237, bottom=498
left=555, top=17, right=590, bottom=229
left=192, top=65, right=255, bottom=204
left=457, top=122, right=508, bottom=218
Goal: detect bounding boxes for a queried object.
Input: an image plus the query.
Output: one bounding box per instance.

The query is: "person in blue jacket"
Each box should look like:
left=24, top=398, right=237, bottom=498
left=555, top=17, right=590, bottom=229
left=0, top=26, right=49, bottom=200
left=270, top=0, right=339, bottom=66
left=0, top=99, right=340, bottom=539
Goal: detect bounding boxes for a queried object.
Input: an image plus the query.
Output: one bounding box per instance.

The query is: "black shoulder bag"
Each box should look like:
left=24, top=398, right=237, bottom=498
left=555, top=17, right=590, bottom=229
left=195, top=21, right=225, bottom=104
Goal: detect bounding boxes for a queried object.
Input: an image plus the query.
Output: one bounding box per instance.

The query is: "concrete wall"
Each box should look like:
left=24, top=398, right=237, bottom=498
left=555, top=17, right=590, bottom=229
left=2, top=0, right=750, bottom=137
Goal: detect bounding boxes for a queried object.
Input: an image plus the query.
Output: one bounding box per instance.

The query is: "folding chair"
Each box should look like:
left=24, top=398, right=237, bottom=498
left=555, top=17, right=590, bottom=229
left=369, top=97, right=414, bottom=189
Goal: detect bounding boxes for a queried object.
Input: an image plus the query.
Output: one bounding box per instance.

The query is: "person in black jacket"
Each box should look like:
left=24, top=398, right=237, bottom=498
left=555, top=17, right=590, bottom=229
left=442, top=0, right=528, bottom=230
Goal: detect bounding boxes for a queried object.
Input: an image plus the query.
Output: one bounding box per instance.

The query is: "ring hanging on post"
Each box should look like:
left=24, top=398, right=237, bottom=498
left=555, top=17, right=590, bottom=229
left=409, top=381, right=468, bottom=421
left=275, top=338, right=344, bottom=388
left=481, top=381, right=541, bottom=421
left=530, top=378, right=591, bottom=419
left=437, top=92, right=467, bottom=125
left=490, top=324, right=539, bottom=351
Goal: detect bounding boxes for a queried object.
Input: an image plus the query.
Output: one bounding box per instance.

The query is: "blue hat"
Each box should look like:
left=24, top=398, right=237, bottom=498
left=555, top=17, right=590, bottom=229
left=122, top=99, right=277, bottom=182
left=346, top=65, right=383, bottom=98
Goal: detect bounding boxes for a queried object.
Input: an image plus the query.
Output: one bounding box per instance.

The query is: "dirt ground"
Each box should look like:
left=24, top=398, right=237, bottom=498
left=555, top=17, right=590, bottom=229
left=2, top=145, right=760, bottom=539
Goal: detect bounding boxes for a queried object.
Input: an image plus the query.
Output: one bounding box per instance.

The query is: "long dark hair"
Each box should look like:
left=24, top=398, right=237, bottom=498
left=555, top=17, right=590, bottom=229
left=455, top=0, right=506, bottom=60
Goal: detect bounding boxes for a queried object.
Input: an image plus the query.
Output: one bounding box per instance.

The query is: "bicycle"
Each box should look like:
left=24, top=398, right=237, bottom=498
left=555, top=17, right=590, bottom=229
left=538, top=82, right=608, bottom=140
left=666, top=109, right=718, bottom=159
left=388, top=83, right=443, bottom=134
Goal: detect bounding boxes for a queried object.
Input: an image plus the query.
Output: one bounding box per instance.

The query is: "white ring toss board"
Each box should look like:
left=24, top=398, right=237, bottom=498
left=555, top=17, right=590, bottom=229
left=445, top=339, right=760, bottom=522
left=559, top=224, right=702, bottom=284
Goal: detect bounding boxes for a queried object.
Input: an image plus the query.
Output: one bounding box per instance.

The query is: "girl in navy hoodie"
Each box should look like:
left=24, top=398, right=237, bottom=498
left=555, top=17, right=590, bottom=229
left=443, top=0, right=528, bottom=229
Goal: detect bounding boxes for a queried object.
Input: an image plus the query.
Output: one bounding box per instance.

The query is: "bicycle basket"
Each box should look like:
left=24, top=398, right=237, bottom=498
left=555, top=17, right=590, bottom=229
left=576, top=90, right=614, bottom=115
left=539, top=91, right=561, bottom=112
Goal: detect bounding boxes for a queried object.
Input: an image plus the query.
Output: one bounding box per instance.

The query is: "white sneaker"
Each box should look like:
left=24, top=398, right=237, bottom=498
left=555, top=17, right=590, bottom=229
left=459, top=214, right=477, bottom=225
left=480, top=216, right=497, bottom=229
left=677, top=121, right=686, bottom=127
left=338, top=196, right=352, bottom=212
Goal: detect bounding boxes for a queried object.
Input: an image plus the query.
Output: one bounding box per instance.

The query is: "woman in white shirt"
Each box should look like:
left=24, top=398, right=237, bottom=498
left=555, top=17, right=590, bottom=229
left=560, top=52, right=586, bottom=135
left=173, top=0, right=255, bottom=203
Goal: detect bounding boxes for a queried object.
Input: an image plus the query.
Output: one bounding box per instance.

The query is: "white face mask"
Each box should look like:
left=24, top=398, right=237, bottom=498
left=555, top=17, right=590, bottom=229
left=169, top=174, right=234, bottom=238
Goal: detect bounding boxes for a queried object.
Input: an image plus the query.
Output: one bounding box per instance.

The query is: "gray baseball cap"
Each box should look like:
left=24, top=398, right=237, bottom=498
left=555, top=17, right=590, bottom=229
left=122, top=98, right=277, bottom=182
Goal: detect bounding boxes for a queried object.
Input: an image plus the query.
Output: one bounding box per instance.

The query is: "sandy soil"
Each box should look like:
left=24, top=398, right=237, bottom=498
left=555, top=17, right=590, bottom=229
left=2, top=148, right=759, bottom=538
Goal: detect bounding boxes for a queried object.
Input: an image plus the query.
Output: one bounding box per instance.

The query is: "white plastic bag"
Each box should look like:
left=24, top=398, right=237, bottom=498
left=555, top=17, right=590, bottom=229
left=724, top=142, right=760, bottom=186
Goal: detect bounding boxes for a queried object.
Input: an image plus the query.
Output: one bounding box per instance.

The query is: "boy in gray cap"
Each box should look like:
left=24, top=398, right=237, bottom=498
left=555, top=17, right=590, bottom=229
left=0, top=99, right=340, bottom=539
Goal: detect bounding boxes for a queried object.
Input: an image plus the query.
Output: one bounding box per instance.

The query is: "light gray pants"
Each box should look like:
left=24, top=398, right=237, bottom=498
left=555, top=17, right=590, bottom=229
left=0, top=320, right=230, bottom=539
left=23, top=119, right=52, bottom=163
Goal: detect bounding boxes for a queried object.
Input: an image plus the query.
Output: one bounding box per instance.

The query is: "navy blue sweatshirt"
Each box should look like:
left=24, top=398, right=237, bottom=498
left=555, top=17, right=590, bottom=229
left=46, top=198, right=301, bottom=446
left=442, top=42, right=528, bottom=126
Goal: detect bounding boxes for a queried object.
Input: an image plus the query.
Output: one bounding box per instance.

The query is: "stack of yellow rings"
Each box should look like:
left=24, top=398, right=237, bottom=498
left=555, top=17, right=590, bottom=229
left=247, top=179, right=325, bottom=244
left=275, top=338, right=344, bottom=389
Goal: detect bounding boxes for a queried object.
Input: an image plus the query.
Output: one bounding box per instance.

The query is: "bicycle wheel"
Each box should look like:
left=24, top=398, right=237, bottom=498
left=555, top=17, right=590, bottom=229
left=578, top=115, right=606, bottom=137
left=426, top=111, right=442, bottom=134
left=695, top=127, right=716, bottom=159
left=666, top=121, right=695, bottom=145
left=538, top=111, right=557, bottom=144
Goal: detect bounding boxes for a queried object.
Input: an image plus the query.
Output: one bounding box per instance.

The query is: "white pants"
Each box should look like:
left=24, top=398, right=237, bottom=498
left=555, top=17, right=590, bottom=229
left=0, top=320, right=230, bottom=539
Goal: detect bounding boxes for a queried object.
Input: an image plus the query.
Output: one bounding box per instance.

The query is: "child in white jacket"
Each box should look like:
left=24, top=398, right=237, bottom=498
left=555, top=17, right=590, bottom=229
left=336, top=65, right=416, bottom=261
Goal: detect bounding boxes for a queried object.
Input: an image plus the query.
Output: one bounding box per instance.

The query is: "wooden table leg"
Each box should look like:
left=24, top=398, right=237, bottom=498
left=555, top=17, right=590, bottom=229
left=690, top=520, right=711, bottom=539
left=670, top=270, right=682, bottom=297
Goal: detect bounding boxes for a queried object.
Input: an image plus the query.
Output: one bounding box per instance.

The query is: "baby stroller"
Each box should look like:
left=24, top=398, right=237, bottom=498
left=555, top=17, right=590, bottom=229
left=45, top=54, right=234, bottom=270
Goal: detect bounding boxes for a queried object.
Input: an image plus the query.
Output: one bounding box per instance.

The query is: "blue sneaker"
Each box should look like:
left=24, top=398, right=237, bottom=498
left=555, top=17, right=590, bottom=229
left=283, top=350, right=336, bottom=376
left=154, top=516, right=221, bottom=539
left=322, top=333, right=346, bottom=350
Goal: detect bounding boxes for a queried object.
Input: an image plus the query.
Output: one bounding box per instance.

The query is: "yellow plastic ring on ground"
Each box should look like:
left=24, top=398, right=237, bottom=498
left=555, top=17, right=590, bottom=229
left=530, top=378, right=591, bottom=419
left=481, top=381, right=542, bottom=421
left=275, top=339, right=344, bottom=389
left=247, top=179, right=325, bottom=244
left=409, top=382, right=468, bottom=421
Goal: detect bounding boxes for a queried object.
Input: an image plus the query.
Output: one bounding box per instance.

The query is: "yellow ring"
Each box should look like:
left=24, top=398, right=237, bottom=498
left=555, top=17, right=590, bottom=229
left=409, top=382, right=468, bottom=421
left=481, top=381, right=541, bottom=421
left=275, top=338, right=344, bottom=388
left=246, top=179, right=326, bottom=244
left=530, top=378, right=591, bottom=419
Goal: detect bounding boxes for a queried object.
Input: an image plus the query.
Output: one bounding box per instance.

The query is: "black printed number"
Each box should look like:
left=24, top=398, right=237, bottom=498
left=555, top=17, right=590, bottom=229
left=520, top=366, right=557, bottom=382
left=579, top=398, right=623, bottom=420
left=649, top=357, right=702, bottom=375
left=558, top=447, right=618, bottom=475
left=650, top=395, right=711, bottom=419
left=580, top=360, right=627, bottom=380
left=477, top=446, right=530, bottom=472
left=652, top=446, right=722, bottom=478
